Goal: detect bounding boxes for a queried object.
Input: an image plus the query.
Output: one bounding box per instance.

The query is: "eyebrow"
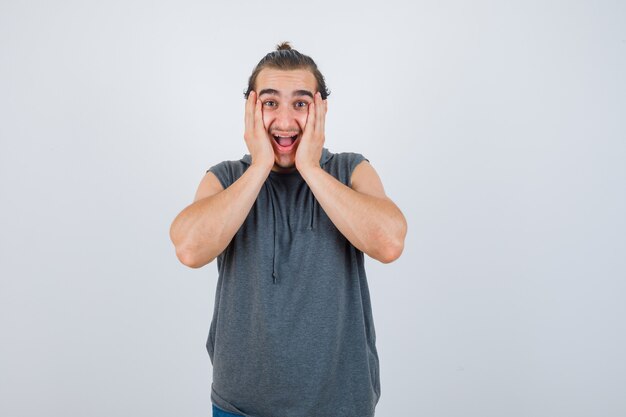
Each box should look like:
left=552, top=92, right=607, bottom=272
left=258, top=88, right=314, bottom=99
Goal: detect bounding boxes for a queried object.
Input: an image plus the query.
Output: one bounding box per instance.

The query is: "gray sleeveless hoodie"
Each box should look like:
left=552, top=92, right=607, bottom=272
left=205, top=147, right=380, bottom=417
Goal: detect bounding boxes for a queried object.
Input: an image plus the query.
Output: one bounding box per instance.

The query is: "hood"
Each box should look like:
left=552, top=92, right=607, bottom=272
left=240, top=147, right=334, bottom=284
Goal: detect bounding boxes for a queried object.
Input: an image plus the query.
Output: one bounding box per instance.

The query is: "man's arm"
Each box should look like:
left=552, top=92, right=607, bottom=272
left=169, top=164, right=271, bottom=268
left=299, top=160, right=407, bottom=263
left=170, top=90, right=276, bottom=269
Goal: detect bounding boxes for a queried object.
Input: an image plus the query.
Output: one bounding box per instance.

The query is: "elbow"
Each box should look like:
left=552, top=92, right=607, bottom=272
left=377, top=241, right=404, bottom=264
left=170, top=219, right=213, bottom=269
left=370, top=234, right=404, bottom=264
left=377, top=215, right=407, bottom=264
left=174, top=244, right=214, bottom=269
left=175, top=247, right=196, bottom=268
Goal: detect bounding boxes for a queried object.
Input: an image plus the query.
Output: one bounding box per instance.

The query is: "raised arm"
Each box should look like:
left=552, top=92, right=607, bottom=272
left=169, top=164, right=270, bottom=268
left=169, top=90, right=275, bottom=268
left=299, top=160, right=407, bottom=263
left=295, top=92, right=407, bottom=263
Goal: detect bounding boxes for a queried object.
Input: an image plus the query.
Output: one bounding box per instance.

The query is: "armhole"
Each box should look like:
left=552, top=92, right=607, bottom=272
left=348, top=154, right=369, bottom=188
left=206, top=161, right=232, bottom=190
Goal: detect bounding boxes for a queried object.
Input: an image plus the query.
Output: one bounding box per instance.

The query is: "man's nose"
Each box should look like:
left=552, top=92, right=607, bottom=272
left=274, top=105, right=298, bottom=126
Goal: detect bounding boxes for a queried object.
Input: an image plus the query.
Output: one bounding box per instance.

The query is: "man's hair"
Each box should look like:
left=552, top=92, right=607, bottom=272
left=243, top=41, right=331, bottom=100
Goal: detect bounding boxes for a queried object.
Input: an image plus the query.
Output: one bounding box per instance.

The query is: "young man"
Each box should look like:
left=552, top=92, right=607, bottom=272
left=170, top=42, right=407, bottom=417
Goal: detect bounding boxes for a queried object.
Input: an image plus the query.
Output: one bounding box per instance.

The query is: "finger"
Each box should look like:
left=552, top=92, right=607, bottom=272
left=307, top=99, right=316, bottom=135
left=255, top=97, right=265, bottom=133
left=313, top=92, right=320, bottom=132
left=245, top=91, right=255, bottom=134
left=316, top=93, right=325, bottom=134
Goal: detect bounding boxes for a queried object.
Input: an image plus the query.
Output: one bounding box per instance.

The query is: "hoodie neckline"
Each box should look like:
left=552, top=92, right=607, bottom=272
left=240, top=147, right=334, bottom=170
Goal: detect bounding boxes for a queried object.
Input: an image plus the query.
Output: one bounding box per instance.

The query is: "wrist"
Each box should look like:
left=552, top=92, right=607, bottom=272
left=297, top=163, right=322, bottom=178
left=249, top=162, right=273, bottom=177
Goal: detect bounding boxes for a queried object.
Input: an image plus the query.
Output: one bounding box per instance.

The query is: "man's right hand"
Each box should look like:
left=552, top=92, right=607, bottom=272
left=244, top=90, right=275, bottom=171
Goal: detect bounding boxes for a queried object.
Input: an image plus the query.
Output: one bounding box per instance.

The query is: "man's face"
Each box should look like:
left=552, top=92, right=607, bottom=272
left=255, top=68, right=318, bottom=173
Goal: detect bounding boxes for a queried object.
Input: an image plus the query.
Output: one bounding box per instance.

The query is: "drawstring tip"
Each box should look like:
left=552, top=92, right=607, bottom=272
left=272, top=271, right=277, bottom=284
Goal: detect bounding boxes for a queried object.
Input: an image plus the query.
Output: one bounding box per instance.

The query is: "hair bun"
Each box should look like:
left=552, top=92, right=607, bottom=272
left=276, top=41, right=292, bottom=51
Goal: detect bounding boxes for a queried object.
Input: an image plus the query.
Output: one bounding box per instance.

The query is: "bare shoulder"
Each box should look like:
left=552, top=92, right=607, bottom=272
left=193, top=171, right=224, bottom=203
left=350, top=160, right=388, bottom=200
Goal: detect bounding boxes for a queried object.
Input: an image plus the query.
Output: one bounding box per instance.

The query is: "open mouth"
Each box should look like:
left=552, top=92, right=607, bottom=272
left=272, top=134, right=299, bottom=151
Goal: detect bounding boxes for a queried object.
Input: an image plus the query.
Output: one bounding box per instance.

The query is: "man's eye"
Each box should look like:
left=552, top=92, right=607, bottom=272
left=295, top=101, right=308, bottom=108
left=263, top=101, right=276, bottom=107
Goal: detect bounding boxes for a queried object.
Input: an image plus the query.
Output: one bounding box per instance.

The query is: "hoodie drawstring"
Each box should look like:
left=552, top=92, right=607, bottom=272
left=267, top=182, right=279, bottom=284
left=308, top=191, right=315, bottom=230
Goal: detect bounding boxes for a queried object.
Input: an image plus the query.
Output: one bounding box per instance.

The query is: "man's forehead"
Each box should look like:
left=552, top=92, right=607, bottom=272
left=255, top=68, right=317, bottom=97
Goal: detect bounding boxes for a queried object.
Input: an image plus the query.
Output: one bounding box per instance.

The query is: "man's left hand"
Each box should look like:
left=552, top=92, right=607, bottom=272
left=295, top=92, right=327, bottom=172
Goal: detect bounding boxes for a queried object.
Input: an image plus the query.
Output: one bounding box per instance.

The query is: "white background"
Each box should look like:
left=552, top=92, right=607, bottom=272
left=1, top=1, right=625, bottom=416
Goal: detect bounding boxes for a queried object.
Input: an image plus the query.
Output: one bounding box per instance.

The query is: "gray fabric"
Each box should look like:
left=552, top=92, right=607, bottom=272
left=205, top=147, right=380, bottom=417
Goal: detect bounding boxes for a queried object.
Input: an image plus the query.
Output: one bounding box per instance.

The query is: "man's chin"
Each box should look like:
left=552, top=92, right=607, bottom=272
left=272, top=156, right=297, bottom=173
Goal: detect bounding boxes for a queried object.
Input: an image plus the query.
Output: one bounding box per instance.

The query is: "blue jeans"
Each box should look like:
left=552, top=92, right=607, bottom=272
left=212, top=404, right=245, bottom=417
